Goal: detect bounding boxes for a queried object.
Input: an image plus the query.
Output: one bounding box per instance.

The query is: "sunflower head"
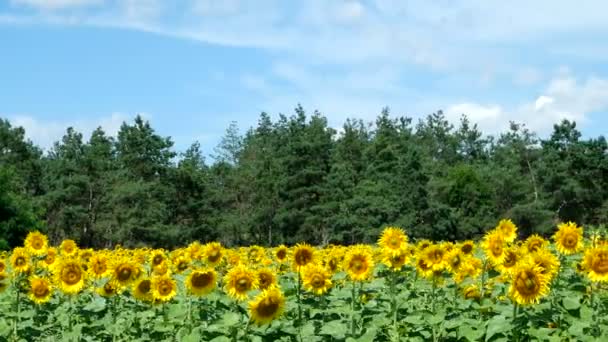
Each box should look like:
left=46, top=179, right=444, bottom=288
left=97, top=280, right=119, bottom=297
left=275, top=245, right=289, bottom=263
left=204, top=242, right=224, bottom=266
left=292, top=244, right=315, bottom=269
left=150, top=250, right=166, bottom=267
left=248, top=286, right=285, bottom=325
left=481, top=231, right=507, bottom=265
left=186, top=268, right=217, bottom=296
left=59, top=239, right=78, bottom=257
left=343, top=246, right=374, bottom=282
left=459, top=241, right=476, bottom=255
left=419, top=244, right=447, bottom=271
left=524, top=235, right=548, bottom=253
left=42, top=248, right=58, bottom=269
left=173, top=255, right=191, bottom=274
left=445, top=249, right=464, bottom=274
left=462, top=284, right=481, bottom=300
left=224, top=265, right=258, bottom=301
left=151, top=275, right=177, bottom=303
left=553, top=222, right=584, bottom=255
left=528, top=249, right=560, bottom=281
left=582, top=246, right=608, bottom=282
left=29, top=276, right=52, bottom=304
left=496, top=219, right=518, bottom=242
left=497, top=247, right=520, bottom=276
left=132, top=278, right=153, bottom=302
left=257, top=269, right=277, bottom=290
left=382, top=248, right=408, bottom=271
left=89, top=253, right=109, bottom=279
left=509, top=261, right=550, bottom=305
left=302, top=263, right=332, bottom=295
left=378, top=227, right=408, bottom=252
left=54, top=257, right=86, bottom=295
left=24, top=231, right=48, bottom=256
left=0, top=259, right=5, bottom=273
left=111, top=259, right=141, bottom=286
left=10, top=247, right=30, bottom=274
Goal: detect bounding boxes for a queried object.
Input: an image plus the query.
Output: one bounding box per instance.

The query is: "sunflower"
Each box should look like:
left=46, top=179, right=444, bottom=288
left=172, top=255, right=191, bottom=274
left=418, top=244, right=447, bottom=272
left=481, top=230, right=507, bottom=266
left=445, top=249, right=464, bottom=274
left=417, top=240, right=432, bottom=252
left=343, top=246, right=374, bottom=281
left=10, top=247, right=30, bottom=273
left=24, top=231, right=48, bottom=256
left=292, top=244, right=315, bottom=270
left=186, top=268, right=217, bottom=296
left=41, top=248, right=58, bottom=269
left=248, top=286, right=285, bottom=325
left=0, top=258, right=5, bottom=273
left=582, top=246, right=608, bottom=282
left=275, top=245, right=289, bottom=263
left=111, top=260, right=141, bottom=287
left=153, top=261, right=170, bottom=276
left=453, top=256, right=482, bottom=283
left=459, top=241, right=476, bottom=255
left=257, top=269, right=277, bottom=290
left=149, top=250, right=166, bottom=267
left=187, top=241, right=204, bottom=260
left=553, top=222, right=584, bottom=255
left=151, top=275, right=177, bottom=303
left=509, top=262, right=550, bottom=305
left=97, top=281, right=118, bottom=297
left=524, top=235, right=548, bottom=254
left=415, top=258, right=433, bottom=279
left=89, top=253, right=109, bottom=279
left=382, top=248, right=408, bottom=271
left=132, top=278, right=153, bottom=302
left=497, top=247, right=520, bottom=276
left=224, top=265, right=258, bottom=301
left=301, top=263, right=332, bottom=295
left=496, top=219, right=518, bottom=243
left=54, top=258, right=86, bottom=295
left=29, top=276, right=52, bottom=304
left=59, top=239, right=78, bottom=257
left=204, top=242, right=224, bottom=266
left=462, top=284, right=480, bottom=300
left=378, top=227, right=408, bottom=255
left=528, top=249, right=560, bottom=281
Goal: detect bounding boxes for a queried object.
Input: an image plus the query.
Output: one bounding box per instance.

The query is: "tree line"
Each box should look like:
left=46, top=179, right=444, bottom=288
left=1, top=106, right=607, bottom=249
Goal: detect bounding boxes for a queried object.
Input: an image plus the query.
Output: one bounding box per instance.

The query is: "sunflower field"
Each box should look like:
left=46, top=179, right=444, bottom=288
left=1, top=221, right=608, bottom=341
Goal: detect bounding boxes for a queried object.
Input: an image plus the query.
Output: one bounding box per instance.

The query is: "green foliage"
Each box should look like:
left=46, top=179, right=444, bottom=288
left=1, top=110, right=608, bottom=248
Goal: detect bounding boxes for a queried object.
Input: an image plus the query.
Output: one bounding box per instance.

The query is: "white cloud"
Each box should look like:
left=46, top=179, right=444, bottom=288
left=10, top=0, right=102, bottom=10
left=446, top=75, right=608, bottom=135
left=6, top=112, right=137, bottom=150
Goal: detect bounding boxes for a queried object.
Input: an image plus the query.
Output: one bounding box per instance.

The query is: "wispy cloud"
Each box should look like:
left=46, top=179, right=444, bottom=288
left=6, top=112, right=139, bottom=150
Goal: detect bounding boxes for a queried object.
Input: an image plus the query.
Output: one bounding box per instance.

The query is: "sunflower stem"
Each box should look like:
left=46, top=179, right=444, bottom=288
left=350, top=280, right=358, bottom=338
left=431, top=276, right=437, bottom=313
left=13, top=281, right=20, bottom=341
left=512, top=302, right=519, bottom=342
left=296, top=267, right=302, bottom=324
left=390, top=270, right=399, bottom=340
left=479, top=259, right=488, bottom=321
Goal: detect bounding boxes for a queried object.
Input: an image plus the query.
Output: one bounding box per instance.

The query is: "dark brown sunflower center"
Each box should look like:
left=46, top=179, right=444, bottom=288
left=504, top=252, right=517, bottom=267
left=592, top=252, right=608, bottom=274
left=62, top=266, right=82, bottom=285
left=158, top=281, right=173, bottom=296
left=117, top=266, right=132, bottom=281
left=32, top=239, right=44, bottom=249
left=564, top=234, right=578, bottom=248
left=153, top=255, right=164, bottom=265
left=257, top=298, right=279, bottom=317
left=192, top=272, right=213, bottom=288
left=491, top=242, right=503, bottom=257
left=33, top=284, right=50, bottom=297
left=259, top=274, right=272, bottom=289
left=236, top=278, right=251, bottom=291
left=295, top=251, right=312, bottom=266
left=138, top=280, right=151, bottom=294
left=178, top=261, right=189, bottom=271
left=515, top=271, right=539, bottom=295
left=311, top=274, right=325, bottom=288
left=15, top=257, right=26, bottom=267
left=461, top=244, right=473, bottom=254
left=276, top=250, right=287, bottom=260
left=208, top=250, right=221, bottom=263
left=350, top=257, right=366, bottom=273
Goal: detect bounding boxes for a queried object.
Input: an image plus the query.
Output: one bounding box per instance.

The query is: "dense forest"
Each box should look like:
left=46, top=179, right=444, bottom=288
left=1, top=106, right=607, bottom=250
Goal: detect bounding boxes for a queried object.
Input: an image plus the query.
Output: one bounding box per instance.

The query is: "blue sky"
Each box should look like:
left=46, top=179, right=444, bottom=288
left=1, top=0, right=608, bottom=154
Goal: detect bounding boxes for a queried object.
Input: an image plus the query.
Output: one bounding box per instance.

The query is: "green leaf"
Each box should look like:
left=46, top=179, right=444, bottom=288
left=319, top=320, right=347, bottom=339
left=458, top=324, right=484, bottom=342
left=485, top=315, right=511, bottom=342
left=82, top=296, right=107, bottom=313
left=562, top=296, right=581, bottom=310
